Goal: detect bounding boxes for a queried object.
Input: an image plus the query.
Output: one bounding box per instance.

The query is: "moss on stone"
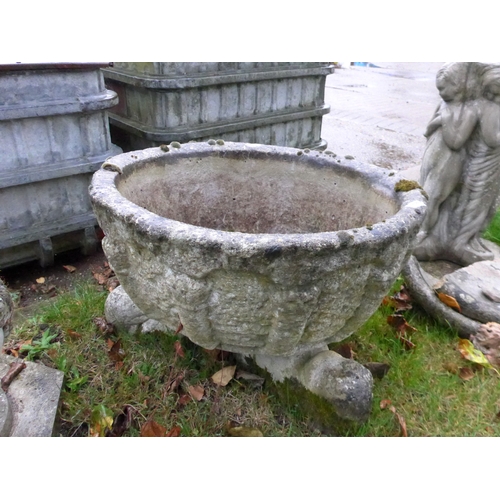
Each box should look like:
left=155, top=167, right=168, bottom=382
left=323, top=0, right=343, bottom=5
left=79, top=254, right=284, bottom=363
left=242, top=356, right=361, bottom=435
left=394, top=179, right=421, bottom=192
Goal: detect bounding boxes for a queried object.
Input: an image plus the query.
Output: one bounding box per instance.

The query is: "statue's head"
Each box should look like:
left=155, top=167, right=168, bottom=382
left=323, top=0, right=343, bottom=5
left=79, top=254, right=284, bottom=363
left=480, top=65, right=500, bottom=102
left=436, top=62, right=479, bottom=102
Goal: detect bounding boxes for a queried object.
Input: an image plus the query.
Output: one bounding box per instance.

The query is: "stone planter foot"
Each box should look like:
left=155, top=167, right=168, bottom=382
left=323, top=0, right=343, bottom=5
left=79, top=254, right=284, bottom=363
left=254, top=348, right=373, bottom=423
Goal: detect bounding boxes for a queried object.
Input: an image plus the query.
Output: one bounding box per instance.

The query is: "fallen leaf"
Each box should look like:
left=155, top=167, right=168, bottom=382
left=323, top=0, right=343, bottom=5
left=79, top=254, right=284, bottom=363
left=110, top=405, right=135, bottom=437
left=228, top=426, right=264, bottom=437
left=380, top=399, right=392, bottom=409
left=174, top=340, right=185, bottom=358
left=177, top=394, right=191, bottom=406
left=211, top=365, right=237, bottom=386
left=108, top=339, right=126, bottom=363
left=380, top=401, right=408, bottom=436
left=36, top=277, right=45, bottom=284
left=92, top=272, right=108, bottom=286
left=90, top=404, right=114, bottom=437
left=437, top=292, right=461, bottom=312
left=93, top=317, right=114, bottom=335
left=387, top=314, right=417, bottom=335
left=382, top=296, right=412, bottom=312
left=364, top=362, right=390, bottom=380
left=332, top=343, right=355, bottom=359
left=389, top=406, right=408, bottom=437
left=458, top=339, right=500, bottom=375
left=188, top=384, right=205, bottom=401
left=382, top=285, right=413, bottom=312
left=163, top=370, right=184, bottom=396
left=63, top=265, right=76, bottom=273
left=174, top=322, right=184, bottom=335
left=166, top=426, right=181, bottom=437
left=459, top=366, right=475, bottom=381
left=141, top=420, right=167, bottom=437
left=66, top=329, right=82, bottom=340
left=387, top=314, right=417, bottom=349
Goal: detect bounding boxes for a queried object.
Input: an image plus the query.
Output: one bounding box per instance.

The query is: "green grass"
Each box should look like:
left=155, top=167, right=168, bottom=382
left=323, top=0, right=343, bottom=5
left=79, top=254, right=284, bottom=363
left=7, top=208, right=500, bottom=438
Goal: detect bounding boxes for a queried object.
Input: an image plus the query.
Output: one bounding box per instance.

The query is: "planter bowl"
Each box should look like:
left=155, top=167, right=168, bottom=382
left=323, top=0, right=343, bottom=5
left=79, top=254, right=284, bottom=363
left=90, top=141, right=426, bottom=357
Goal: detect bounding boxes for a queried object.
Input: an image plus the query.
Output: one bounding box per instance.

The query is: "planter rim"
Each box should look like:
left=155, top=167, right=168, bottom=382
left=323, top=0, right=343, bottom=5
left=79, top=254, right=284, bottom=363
left=90, top=142, right=427, bottom=253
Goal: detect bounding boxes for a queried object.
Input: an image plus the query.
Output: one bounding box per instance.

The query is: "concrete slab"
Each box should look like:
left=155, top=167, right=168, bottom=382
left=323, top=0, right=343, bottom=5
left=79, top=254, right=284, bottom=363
left=0, top=354, right=64, bottom=437
left=322, top=62, right=444, bottom=175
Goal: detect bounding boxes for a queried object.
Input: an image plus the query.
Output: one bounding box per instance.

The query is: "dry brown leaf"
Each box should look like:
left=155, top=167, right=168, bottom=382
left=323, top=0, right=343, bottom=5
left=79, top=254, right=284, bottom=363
left=93, top=317, right=114, bottom=335
left=66, top=329, right=82, bottom=340
left=36, top=277, right=45, bottom=284
left=93, top=272, right=108, bottom=285
left=389, top=406, right=408, bottom=437
left=108, top=339, right=125, bottom=363
left=332, top=343, right=355, bottom=359
left=387, top=314, right=417, bottom=334
left=437, top=292, right=461, bottom=312
left=174, top=322, right=184, bottom=335
left=459, top=366, right=475, bottom=381
left=188, top=384, right=205, bottom=401
left=140, top=420, right=167, bottom=437
left=163, top=370, right=184, bottom=396
left=387, top=314, right=417, bottom=349
left=177, top=394, right=191, bottom=406
left=166, top=426, right=181, bottom=437
left=63, top=265, right=76, bottom=273
left=174, top=340, right=185, bottom=358
left=380, top=399, right=392, bottom=409
left=211, top=365, right=236, bottom=386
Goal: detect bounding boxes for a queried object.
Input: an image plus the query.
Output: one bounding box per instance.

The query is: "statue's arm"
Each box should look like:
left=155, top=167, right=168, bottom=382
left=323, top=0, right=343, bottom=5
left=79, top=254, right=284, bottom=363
left=424, top=103, right=443, bottom=138
left=440, top=103, right=479, bottom=150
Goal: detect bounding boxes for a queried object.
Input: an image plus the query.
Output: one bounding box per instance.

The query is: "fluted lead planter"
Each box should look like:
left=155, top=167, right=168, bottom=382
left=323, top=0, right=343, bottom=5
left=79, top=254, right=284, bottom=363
left=90, top=141, right=427, bottom=421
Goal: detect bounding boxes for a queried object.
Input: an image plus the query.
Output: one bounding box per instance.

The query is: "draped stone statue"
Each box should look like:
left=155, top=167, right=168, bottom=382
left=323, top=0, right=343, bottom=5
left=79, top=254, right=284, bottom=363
left=414, top=62, right=500, bottom=266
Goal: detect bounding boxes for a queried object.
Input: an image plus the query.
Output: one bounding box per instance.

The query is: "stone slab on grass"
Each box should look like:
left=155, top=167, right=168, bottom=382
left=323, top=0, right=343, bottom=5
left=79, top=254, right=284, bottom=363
left=0, top=354, right=63, bottom=437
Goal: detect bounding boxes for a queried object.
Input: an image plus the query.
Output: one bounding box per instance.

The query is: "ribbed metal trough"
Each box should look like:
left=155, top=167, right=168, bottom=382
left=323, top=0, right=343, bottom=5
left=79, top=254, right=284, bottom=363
left=0, top=63, right=122, bottom=268
left=103, top=62, right=333, bottom=152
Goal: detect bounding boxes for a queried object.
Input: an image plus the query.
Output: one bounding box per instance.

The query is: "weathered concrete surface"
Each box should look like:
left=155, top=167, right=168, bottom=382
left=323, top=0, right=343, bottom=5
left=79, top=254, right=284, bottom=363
left=0, top=354, right=64, bottom=437
left=299, top=350, right=373, bottom=422
left=105, top=285, right=170, bottom=334
left=0, top=389, right=13, bottom=437
left=90, top=142, right=426, bottom=358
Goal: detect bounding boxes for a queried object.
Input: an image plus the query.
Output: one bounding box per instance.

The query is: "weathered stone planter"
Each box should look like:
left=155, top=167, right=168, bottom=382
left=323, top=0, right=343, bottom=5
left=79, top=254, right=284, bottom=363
left=90, top=141, right=427, bottom=421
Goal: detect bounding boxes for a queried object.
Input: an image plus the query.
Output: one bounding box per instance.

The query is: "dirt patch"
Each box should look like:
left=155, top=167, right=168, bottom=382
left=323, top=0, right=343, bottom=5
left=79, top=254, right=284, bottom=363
left=0, top=246, right=109, bottom=310
left=371, top=140, right=416, bottom=169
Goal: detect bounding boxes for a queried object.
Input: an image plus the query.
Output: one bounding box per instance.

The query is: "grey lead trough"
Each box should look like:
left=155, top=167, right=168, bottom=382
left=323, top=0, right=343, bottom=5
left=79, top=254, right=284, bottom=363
left=90, top=141, right=427, bottom=421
